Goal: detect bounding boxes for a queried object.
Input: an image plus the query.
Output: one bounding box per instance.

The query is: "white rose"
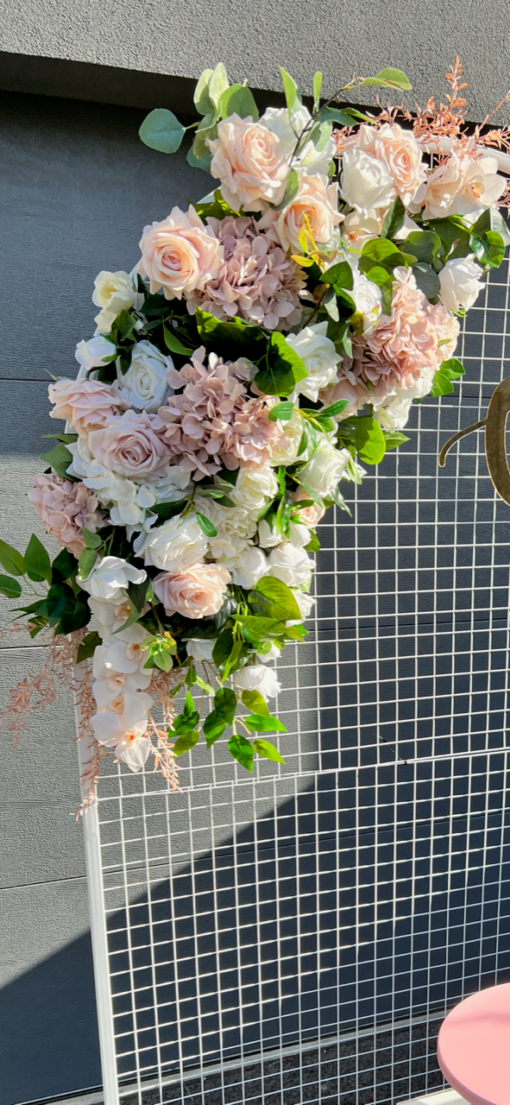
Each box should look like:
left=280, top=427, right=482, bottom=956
left=268, top=542, right=314, bottom=587
left=269, top=411, right=307, bottom=467
left=139, top=515, right=207, bottom=572
left=222, top=546, right=269, bottom=588
left=195, top=496, right=257, bottom=542
left=258, top=519, right=283, bottom=548
left=341, top=209, right=382, bottom=249
left=262, top=105, right=335, bottom=177
left=285, top=322, right=341, bottom=402
left=185, top=638, right=215, bottom=662
left=298, top=439, right=351, bottom=498
left=116, top=340, right=172, bottom=412
left=288, top=522, right=311, bottom=548
left=93, top=270, right=143, bottom=333
left=67, top=436, right=115, bottom=492
left=292, top=590, right=316, bottom=620
left=75, top=335, right=117, bottom=371
left=256, top=642, right=281, bottom=663
left=373, top=371, right=434, bottom=431
left=439, top=256, right=484, bottom=313
left=233, top=664, right=282, bottom=699
left=351, top=271, right=382, bottom=334
left=79, top=556, right=146, bottom=602
left=340, top=148, right=396, bottom=215
left=230, top=466, right=279, bottom=515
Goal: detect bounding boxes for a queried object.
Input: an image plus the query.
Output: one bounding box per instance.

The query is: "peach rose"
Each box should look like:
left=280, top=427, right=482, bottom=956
left=138, top=206, right=223, bottom=300
left=88, top=410, right=170, bottom=480
left=208, top=114, right=290, bottom=210
left=153, top=562, right=231, bottom=619
left=48, top=378, right=124, bottom=437
left=346, top=124, right=426, bottom=207
left=291, top=486, right=325, bottom=528
left=415, top=152, right=506, bottom=220
left=261, top=173, right=342, bottom=252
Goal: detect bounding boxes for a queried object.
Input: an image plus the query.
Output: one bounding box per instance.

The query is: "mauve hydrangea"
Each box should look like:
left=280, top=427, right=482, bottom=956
left=188, top=216, right=305, bottom=330
left=27, top=474, right=105, bottom=557
left=157, top=347, right=286, bottom=478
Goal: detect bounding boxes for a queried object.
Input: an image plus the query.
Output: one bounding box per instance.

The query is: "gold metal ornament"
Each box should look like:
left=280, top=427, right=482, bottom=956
left=438, top=376, right=510, bottom=505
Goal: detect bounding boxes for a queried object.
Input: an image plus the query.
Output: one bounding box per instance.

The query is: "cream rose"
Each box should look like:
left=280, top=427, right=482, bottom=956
left=269, top=411, right=307, bottom=467
left=138, top=206, right=223, bottom=300
left=340, top=148, right=396, bottom=214
left=233, top=664, right=281, bottom=699
left=344, top=123, right=425, bottom=208
left=439, top=256, right=484, bottom=312
left=285, top=322, right=341, bottom=402
left=75, top=335, right=117, bottom=372
left=351, top=271, right=383, bottom=334
left=341, top=209, right=382, bottom=249
left=88, top=410, right=170, bottom=480
left=265, top=173, right=341, bottom=252
left=139, top=515, right=207, bottom=572
left=298, top=439, right=351, bottom=498
left=153, top=562, right=231, bottom=618
left=93, top=270, right=143, bottom=333
left=230, top=466, right=279, bottom=515
left=261, top=106, right=335, bottom=177
left=268, top=542, right=314, bottom=587
left=79, top=556, right=146, bottom=602
left=116, top=340, right=172, bottom=412
left=291, top=487, right=325, bottom=528
left=208, top=113, right=290, bottom=210
left=416, top=153, right=506, bottom=220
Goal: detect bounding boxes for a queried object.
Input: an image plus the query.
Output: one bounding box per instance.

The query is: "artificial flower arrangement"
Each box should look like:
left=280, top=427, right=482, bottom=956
left=2, top=59, right=510, bottom=793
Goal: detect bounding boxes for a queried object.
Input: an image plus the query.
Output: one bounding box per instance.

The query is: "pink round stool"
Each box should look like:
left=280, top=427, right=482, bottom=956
left=438, top=983, right=510, bottom=1105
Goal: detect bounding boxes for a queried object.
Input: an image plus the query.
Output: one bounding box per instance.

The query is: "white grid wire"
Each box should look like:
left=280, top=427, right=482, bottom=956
left=85, top=256, right=510, bottom=1105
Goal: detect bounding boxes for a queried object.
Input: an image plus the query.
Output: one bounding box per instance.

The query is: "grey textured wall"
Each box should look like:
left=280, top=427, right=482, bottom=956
left=0, top=89, right=207, bottom=1105
left=1, top=0, right=510, bottom=122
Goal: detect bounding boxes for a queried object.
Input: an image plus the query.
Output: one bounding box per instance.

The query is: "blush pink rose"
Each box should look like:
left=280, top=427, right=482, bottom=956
left=27, top=473, right=105, bottom=557
left=88, top=410, right=170, bottom=480
left=209, top=114, right=290, bottom=210
left=261, top=173, right=342, bottom=252
left=48, top=378, right=124, bottom=437
left=344, top=123, right=426, bottom=207
left=153, top=563, right=231, bottom=619
left=291, top=486, right=325, bottom=527
left=138, top=205, right=223, bottom=300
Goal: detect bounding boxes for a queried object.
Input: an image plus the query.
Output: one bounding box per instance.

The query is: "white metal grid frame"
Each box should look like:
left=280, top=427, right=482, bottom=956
left=81, top=255, right=510, bottom=1105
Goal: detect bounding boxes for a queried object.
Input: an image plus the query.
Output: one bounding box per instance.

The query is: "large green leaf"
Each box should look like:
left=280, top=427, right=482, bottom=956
left=244, top=714, right=288, bottom=733
left=469, top=230, right=505, bottom=270
left=241, top=689, right=270, bottom=717
left=196, top=308, right=267, bottom=360
left=320, top=261, right=354, bottom=290
left=255, top=332, right=308, bottom=397
left=40, top=443, right=73, bottom=480
left=0, top=539, right=24, bottom=576
left=412, top=262, right=441, bottom=300
left=0, top=574, right=22, bottom=599
left=249, top=577, right=301, bottom=621
left=76, top=631, right=102, bottom=665
left=24, top=534, right=52, bottom=583
left=195, top=511, right=218, bottom=537
left=360, top=68, right=412, bottom=90
left=405, top=231, right=441, bottom=264
left=219, top=84, right=259, bottom=120
left=173, top=730, right=200, bottom=756
left=77, top=547, right=97, bottom=581
left=430, top=357, right=465, bottom=397
left=352, top=417, right=386, bottom=465
left=149, top=499, right=188, bottom=523
left=381, top=196, right=406, bottom=240
left=280, top=67, right=301, bottom=113
left=228, top=734, right=254, bottom=772
left=253, top=739, right=286, bottom=764
left=139, top=108, right=186, bottom=154
left=163, top=324, right=193, bottom=356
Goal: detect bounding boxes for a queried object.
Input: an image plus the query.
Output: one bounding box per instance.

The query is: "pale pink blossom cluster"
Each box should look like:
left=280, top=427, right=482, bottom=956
left=188, top=215, right=305, bottom=330
left=27, top=474, right=105, bottom=557
left=49, top=378, right=124, bottom=437
left=157, top=348, right=286, bottom=478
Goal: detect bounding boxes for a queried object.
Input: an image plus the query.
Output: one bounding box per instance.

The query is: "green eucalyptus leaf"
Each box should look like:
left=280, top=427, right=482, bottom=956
left=405, top=230, right=441, bottom=264
left=0, top=539, right=24, bottom=577
left=219, top=83, right=259, bottom=120
left=0, top=574, right=22, bottom=599
left=82, top=527, right=102, bottom=549
left=194, top=68, right=215, bottom=114
left=212, top=627, right=235, bottom=668
left=196, top=308, right=267, bottom=360
left=139, top=108, right=185, bottom=154
left=412, top=261, right=441, bottom=300
left=209, top=63, right=229, bottom=107
left=320, top=261, right=354, bottom=290
left=187, top=145, right=213, bottom=171
left=321, top=399, right=349, bottom=417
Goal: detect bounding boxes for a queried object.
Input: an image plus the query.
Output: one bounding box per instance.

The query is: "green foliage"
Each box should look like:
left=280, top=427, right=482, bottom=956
left=253, top=739, right=285, bottom=763
left=78, top=547, right=97, bottom=581
left=405, top=230, right=441, bottom=264
left=313, top=71, right=323, bottom=110
left=163, top=324, right=193, bottom=356
left=320, top=261, right=354, bottom=290
left=218, top=84, right=259, bottom=120
left=195, top=511, right=218, bottom=537
left=249, top=577, right=301, bottom=621
left=0, top=539, right=24, bottom=576
left=193, top=189, right=239, bottom=221
left=412, top=262, right=441, bottom=300
left=381, top=196, right=406, bottom=239
left=360, top=68, right=412, bottom=90
left=76, top=631, right=102, bottom=664
left=196, top=308, right=267, bottom=360
left=271, top=169, right=299, bottom=211
left=228, top=734, right=254, bottom=772
left=139, top=108, right=186, bottom=154
left=382, top=431, right=410, bottom=450
left=203, top=686, right=237, bottom=747
left=51, top=548, right=76, bottom=581
left=470, top=229, right=505, bottom=270
left=430, top=357, right=465, bottom=397
left=24, top=534, right=52, bottom=583
left=149, top=499, right=188, bottom=522
left=241, top=689, right=270, bottom=717
left=244, top=713, right=287, bottom=733
left=235, top=614, right=286, bottom=642
left=0, top=574, right=22, bottom=598
left=39, top=443, right=73, bottom=480
left=194, top=68, right=216, bottom=114
left=268, top=401, right=294, bottom=422
left=280, top=67, right=301, bottom=114
left=173, top=730, right=200, bottom=755
left=82, top=527, right=103, bottom=549
left=340, top=417, right=386, bottom=465
left=359, top=238, right=416, bottom=292
left=255, top=332, right=308, bottom=397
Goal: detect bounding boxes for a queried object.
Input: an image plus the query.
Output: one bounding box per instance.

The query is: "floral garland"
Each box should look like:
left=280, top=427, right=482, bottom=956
left=2, top=58, right=510, bottom=782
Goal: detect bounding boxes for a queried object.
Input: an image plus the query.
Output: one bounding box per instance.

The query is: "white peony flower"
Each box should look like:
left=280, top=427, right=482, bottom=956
left=298, top=439, right=351, bottom=498
left=351, top=271, right=383, bottom=334
left=139, top=515, right=207, bottom=572
left=269, top=410, right=307, bottom=467
left=91, top=692, right=152, bottom=772
left=75, top=335, right=117, bottom=371
left=230, top=466, right=279, bottom=515
left=285, top=322, right=341, bottom=402
left=185, top=638, right=215, bottom=662
left=268, top=542, right=314, bottom=587
left=262, top=105, right=336, bottom=177
left=340, top=148, right=395, bottom=215
left=439, top=256, right=484, bottom=313
left=116, top=340, right=172, bottom=412
left=221, top=545, right=269, bottom=588
left=233, top=664, right=282, bottom=699
left=93, top=270, right=143, bottom=333
left=79, top=556, right=146, bottom=602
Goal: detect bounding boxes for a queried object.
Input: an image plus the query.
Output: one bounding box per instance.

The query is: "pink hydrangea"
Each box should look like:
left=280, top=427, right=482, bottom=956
left=158, top=347, right=286, bottom=478
left=188, top=216, right=305, bottom=330
left=323, top=269, right=460, bottom=409
left=27, top=474, right=105, bottom=557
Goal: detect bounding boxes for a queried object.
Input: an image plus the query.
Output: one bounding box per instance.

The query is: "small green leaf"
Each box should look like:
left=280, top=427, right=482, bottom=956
left=0, top=539, right=24, bottom=576
left=440, top=357, right=465, bottom=379
left=152, top=645, right=174, bottom=672
left=253, top=739, right=286, bottom=763
left=194, top=68, right=215, bottom=114
left=321, top=400, right=349, bottom=418
left=113, top=595, right=141, bottom=634
left=51, top=548, right=76, bottom=581
left=360, top=68, right=412, bottom=90
left=203, top=711, right=227, bottom=747
left=78, top=547, right=98, bottom=581
left=320, top=106, right=362, bottom=127
left=412, top=262, right=441, bottom=300
left=196, top=307, right=267, bottom=360
left=353, top=417, right=386, bottom=465
left=0, top=574, right=22, bottom=599
left=255, top=331, right=308, bottom=397
left=313, top=71, right=323, bottom=109
left=163, top=324, right=193, bottom=356
left=195, top=511, right=218, bottom=537
left=271, top=168, right=299, bottom=212
left=139, top=108, right=186, bottom=154
left=76, top=631, right=102, bottom=664
left=219, top=83, right=259, bottom=120
left=187, top=145, right=212, bottom=172
left=39, top=443, right=73, bottom=480
left=268, top=401, right=294, bottom=422
left=209, top=62, right=229, bottom=108
left=242, top=689, right=270, bottom=717
left=381, top=196, right=406, bottom=240
left=228, top=734, right=254, bottom=772
left=382, top=431, right=410, bottom=450
left=173, top=730, right=200, bottom=756
left=195, top=674, right=215, bottom=695
left=24, top=534, right=52, bottom=583
left=320, top=261, right=354, bottom=290
left=82, top=527, right=102, bottom=549
left=212, top=627, right=235, bottom=669
left=244, top=713, right=288, bottom=733
left=405, top=230, right=441, bottom=264
left=470, top=230, right=505, bottom=270
left=41, top=433, right=78, bottom=444
left=280, top=67, right=301, bottom=114
left=149, top=499, right=188, bottom=522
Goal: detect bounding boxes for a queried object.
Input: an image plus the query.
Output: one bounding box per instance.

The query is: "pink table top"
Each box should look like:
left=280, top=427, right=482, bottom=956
left=438, top=983, right=510, bottom=1105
